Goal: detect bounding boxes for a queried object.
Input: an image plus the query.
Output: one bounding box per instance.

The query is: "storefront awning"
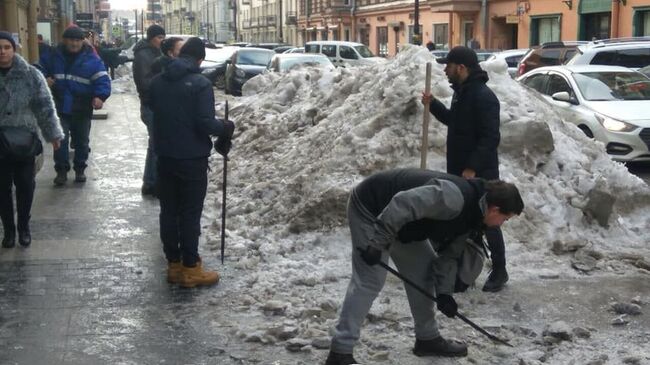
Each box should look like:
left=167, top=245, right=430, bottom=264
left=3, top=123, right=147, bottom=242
left=579, top=0, right=611, bottom=14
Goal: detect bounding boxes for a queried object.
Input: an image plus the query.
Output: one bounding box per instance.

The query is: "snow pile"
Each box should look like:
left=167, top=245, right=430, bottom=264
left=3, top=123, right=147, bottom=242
left=211, top=44, right=649, bottom=265
left=111, top=63, right=135, bottom=94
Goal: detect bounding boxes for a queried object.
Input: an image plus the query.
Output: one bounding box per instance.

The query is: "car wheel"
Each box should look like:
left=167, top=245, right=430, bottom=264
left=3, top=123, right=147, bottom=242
left=215, top=74, right=226, bottom=90
left=578, top=125, right=594, bottom=138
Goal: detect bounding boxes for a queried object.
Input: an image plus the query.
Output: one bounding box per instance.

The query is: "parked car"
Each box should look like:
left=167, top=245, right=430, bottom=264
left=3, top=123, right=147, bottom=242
left=305, top=41, right=383, bottom=67
left=517, top=41, right=588, bottom=76
left=200, top=46, right=239, bottom=89
left=475, top=50, right=499, bottom=62
left=517, top=65, right=650, bottom=162
left=565, top=38, right=650, bottom=69
left=225, top=48, right=275, bottom=96
left=486, top=49, right=529, bottom=77
left=266, top=53, right=334, bottom=73
left=640, top=65, right=650, bottom=78
left=246, top=43, right=291, bottom=52
left=283, top=47, right=305, bottom=54
left=272, top=45, right=294, bottom=54
left=431, top=50, right=449, bottom=59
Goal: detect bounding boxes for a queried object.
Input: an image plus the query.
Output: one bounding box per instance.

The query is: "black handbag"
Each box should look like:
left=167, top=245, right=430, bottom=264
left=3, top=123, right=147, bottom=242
left=0, top=126, right=43, bottom=160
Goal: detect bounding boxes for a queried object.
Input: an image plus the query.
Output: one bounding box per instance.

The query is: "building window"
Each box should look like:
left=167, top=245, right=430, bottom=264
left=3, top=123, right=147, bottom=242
left=377, top=26, right=388, bottom=57
left=344, top=28, right=350, bottom=41
left=306, top=0, right=312, bottom=16
left=582, top=12, right=610, bottom=40
left=321, top=30, right=328, bottom=40
left=432, top=23, right=448, bottom=50
left=530, top=16, right=560, bottom=45
left=408, top=25, right=423, bottom=44
left=633, top=9, right=650, bottom=36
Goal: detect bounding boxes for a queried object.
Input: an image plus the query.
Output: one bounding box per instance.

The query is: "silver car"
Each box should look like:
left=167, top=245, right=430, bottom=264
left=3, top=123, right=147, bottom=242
left=518, top=65, right=650, bottom=162
left=266, top=53, right=334, bottom=73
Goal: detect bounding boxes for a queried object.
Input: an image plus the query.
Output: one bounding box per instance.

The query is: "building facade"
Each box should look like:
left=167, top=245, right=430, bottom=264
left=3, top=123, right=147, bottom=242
left=163, top=0, right=234, bottom=42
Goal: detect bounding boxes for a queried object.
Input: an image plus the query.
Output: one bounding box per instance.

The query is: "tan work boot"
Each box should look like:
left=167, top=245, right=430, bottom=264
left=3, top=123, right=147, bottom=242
left=180, top=263, right=220, bottom=288
left=167, top=261, right=183, bottom=284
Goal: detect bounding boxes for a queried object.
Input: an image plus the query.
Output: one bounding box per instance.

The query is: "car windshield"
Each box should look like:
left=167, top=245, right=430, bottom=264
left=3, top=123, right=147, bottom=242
left=280, top=56, right=331, bottom=71
left=236, top=50, right=273, bottom=65
left=354, top=45, right=375, bottom=58
left=573, top=71, right=650, bottom=101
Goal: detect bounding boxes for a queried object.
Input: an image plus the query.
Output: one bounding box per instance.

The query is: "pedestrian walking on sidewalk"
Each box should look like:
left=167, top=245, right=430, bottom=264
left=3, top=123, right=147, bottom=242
left=326, top=169, right=523, bottom=365
left=422, top=46, right=509, bottom=293
left=150, top=38, right=235, bottom=288
left=0, top=31, right=63, bottom=248
left=40, top=26, right=111, bottom=186
left=133, top=25, right=165, bottom=197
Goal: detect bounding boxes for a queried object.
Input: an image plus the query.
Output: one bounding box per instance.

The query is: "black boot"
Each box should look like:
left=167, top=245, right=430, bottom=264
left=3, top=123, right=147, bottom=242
left=18, top=222, right=31, bottom=247
left=74, top=168, right=86, bottom=183
left=482, top=268, right=509, bottom=292
left=325, top=351, right=358, bottom=365
left=2, top=228, right=15, bottom=248
left=54, top=170, right=67, bottom=186
left=413, top=337, right=468, bottom=357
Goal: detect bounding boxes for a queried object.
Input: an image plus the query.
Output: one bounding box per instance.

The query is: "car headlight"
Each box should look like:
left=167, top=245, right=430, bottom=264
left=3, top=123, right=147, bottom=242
left=594, top=114, right=637, bottom=132
left=235, top=69, right=246, bottom=78
left=201, top=67, right=216, bottom=75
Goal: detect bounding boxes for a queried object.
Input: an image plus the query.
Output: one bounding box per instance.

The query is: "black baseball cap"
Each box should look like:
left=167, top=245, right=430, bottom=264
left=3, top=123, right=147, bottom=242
left=436, top=46, right=479, bottom=68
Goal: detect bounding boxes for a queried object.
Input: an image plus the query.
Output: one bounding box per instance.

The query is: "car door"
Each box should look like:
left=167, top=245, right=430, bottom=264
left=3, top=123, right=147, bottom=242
left=320, top=45, right=339, bottom=66
left=339, top=45, right=359, bottom=67
left=520, top=72, right=549, bottom=94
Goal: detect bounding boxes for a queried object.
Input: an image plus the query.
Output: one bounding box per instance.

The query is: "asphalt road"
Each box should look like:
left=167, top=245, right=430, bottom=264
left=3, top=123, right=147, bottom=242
left=627, top=162, right=650, bottom=185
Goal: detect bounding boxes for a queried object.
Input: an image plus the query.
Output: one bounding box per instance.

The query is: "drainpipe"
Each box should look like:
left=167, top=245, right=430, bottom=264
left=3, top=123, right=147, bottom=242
left=480, top=0, right=488, bottom=48
left=351, top=0, right=356, bottom=42
left=28, top=0, right=39, bottom=63
left=611, top=0, right=619, bottom=39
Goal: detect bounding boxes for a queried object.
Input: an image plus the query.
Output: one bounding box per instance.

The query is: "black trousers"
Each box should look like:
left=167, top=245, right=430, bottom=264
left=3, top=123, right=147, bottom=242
left=157, top=157, right=208, bottom=267
left=0, top=157, right=35, bottom=233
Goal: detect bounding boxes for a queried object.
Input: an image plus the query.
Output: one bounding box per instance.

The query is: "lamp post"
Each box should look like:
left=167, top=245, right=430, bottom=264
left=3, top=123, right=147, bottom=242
left=412, top=0, right=421, bottom=45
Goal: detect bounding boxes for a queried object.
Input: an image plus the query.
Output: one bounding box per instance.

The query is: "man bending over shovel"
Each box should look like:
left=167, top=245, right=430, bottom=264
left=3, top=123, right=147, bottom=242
left=326, top=168, right=524, bottom=365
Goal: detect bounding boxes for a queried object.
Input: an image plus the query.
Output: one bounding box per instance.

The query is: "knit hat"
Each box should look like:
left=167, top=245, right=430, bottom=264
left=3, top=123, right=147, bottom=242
left=0, top=31, right=17, bottom=50
left=179, top=37, right=206, bottom=61
left=63, top=26, right=86, bottom=39
left=146, top=25, right=166, bottom=40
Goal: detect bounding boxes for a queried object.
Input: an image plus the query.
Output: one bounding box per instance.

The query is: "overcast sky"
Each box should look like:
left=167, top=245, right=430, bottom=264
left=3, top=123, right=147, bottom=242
left=109, top=0, right=147, bottom=10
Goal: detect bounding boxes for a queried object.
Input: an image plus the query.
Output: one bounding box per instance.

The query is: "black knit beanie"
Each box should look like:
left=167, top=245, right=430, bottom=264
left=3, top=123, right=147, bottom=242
left=0, top=31, right=16, bottom=50
left=179, top=37, right=206, bottom=61
left=63, top=26, right=85, bottom=39
left=146, top=25, right=166, bottom=40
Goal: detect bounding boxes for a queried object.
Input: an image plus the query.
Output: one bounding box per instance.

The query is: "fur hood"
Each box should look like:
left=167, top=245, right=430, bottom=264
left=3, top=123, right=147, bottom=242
left=0, top=55, right=63, bottom=142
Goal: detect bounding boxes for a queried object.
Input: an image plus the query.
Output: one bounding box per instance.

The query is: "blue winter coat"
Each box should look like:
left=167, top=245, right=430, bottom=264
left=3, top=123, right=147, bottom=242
left=150, top=56, right=228, bottom=159
left=40, top=44, right=111, bottom=116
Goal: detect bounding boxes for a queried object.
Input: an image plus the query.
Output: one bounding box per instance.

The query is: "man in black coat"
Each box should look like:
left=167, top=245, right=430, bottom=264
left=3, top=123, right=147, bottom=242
left=149, top=38, right=234, bottom=288
left=422, top=46, right=508, bottom=292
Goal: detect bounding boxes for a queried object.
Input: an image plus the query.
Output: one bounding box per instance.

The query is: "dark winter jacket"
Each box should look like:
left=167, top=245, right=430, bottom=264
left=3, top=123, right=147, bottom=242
left=150, top=55, right=173, bottom=78
left=429, top=69, right=500, bottom=179
left=40, top=44, right=111, bottom=117
left=132, top=39, right=162, bottom=105
left=150, top=56, right=228, bottom=160
left=0, top=55, right=64, bottom=142
left=353, top=168, right=487, bottom=294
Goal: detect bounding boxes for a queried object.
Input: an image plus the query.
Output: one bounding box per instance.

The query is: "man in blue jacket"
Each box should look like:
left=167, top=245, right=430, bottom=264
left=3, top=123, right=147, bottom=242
left=41, top=26, right=111, bottom=185
left=149, top=38, right=234, bottom=288
left=422, top=46, right=508, bottom=292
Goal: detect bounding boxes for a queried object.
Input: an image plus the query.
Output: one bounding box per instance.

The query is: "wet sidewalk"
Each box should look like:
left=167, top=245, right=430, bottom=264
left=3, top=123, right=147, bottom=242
left=0, top=93, right=290, bottom=365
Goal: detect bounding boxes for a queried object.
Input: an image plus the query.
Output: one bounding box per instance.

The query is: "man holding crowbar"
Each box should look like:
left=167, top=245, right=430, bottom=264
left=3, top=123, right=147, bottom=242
left=325, top=169, right=523, bottom=365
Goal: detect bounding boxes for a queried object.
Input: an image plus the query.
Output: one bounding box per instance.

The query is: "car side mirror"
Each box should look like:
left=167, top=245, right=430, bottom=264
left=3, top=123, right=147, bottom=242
left=552, top=91, right=578, bottom=105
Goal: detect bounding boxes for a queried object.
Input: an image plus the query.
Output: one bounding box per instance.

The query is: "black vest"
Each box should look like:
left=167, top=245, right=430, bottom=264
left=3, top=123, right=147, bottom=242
left=355, top=169, right=485, bottom=246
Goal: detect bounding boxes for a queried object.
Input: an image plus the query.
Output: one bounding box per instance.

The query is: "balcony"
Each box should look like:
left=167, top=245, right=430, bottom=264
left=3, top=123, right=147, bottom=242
left=267, top=16, right=276, bottom=26
left=285, top=11, right=297, bottom=25
left=242, top=0, right=250, bottom=4
left=425, top=0, right=480, bottom=12
left=258, top=16, right=267, bottom=26
left=242, top=19, right=252, bottom=29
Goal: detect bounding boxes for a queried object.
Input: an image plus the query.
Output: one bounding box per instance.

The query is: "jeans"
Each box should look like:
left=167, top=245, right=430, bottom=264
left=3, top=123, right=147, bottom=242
left=0, top=157, right=35, bottom=233
left=157, top=157, right=208, bottom=267
left=330, top=196, right=440, bottom=354
left=140, top=104, right=157, bottom=188
left=53, top=114, right=91, bottom=172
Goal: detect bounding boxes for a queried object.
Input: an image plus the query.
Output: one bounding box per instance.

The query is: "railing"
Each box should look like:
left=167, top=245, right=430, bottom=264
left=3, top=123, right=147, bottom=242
left=267, top=15, right=276, bottom=26
left=258, top=16, right=267, bottom=26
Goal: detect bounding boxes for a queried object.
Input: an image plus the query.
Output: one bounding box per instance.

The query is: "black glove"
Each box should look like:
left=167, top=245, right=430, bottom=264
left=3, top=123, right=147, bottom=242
left=358, top=246, right=382, bottom=266
left=214, top=119, right=235, bottom=157
left=436, top=294, right=458, bottom=318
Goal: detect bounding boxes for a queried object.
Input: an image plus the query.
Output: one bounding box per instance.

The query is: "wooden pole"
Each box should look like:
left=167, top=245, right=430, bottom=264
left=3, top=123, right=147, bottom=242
left=420, top=62, right=432, bottom=169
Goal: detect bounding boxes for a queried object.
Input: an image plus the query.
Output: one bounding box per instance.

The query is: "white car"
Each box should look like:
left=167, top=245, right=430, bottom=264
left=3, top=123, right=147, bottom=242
left=486, top=49, right=529, bottom=78
left=267, top=53, right=334, bottom=73
left=565, top=39, right=650, bottom=69
left=517, top=65, right=650, bottom=162
left=305, top=41, right=383, bottom=67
